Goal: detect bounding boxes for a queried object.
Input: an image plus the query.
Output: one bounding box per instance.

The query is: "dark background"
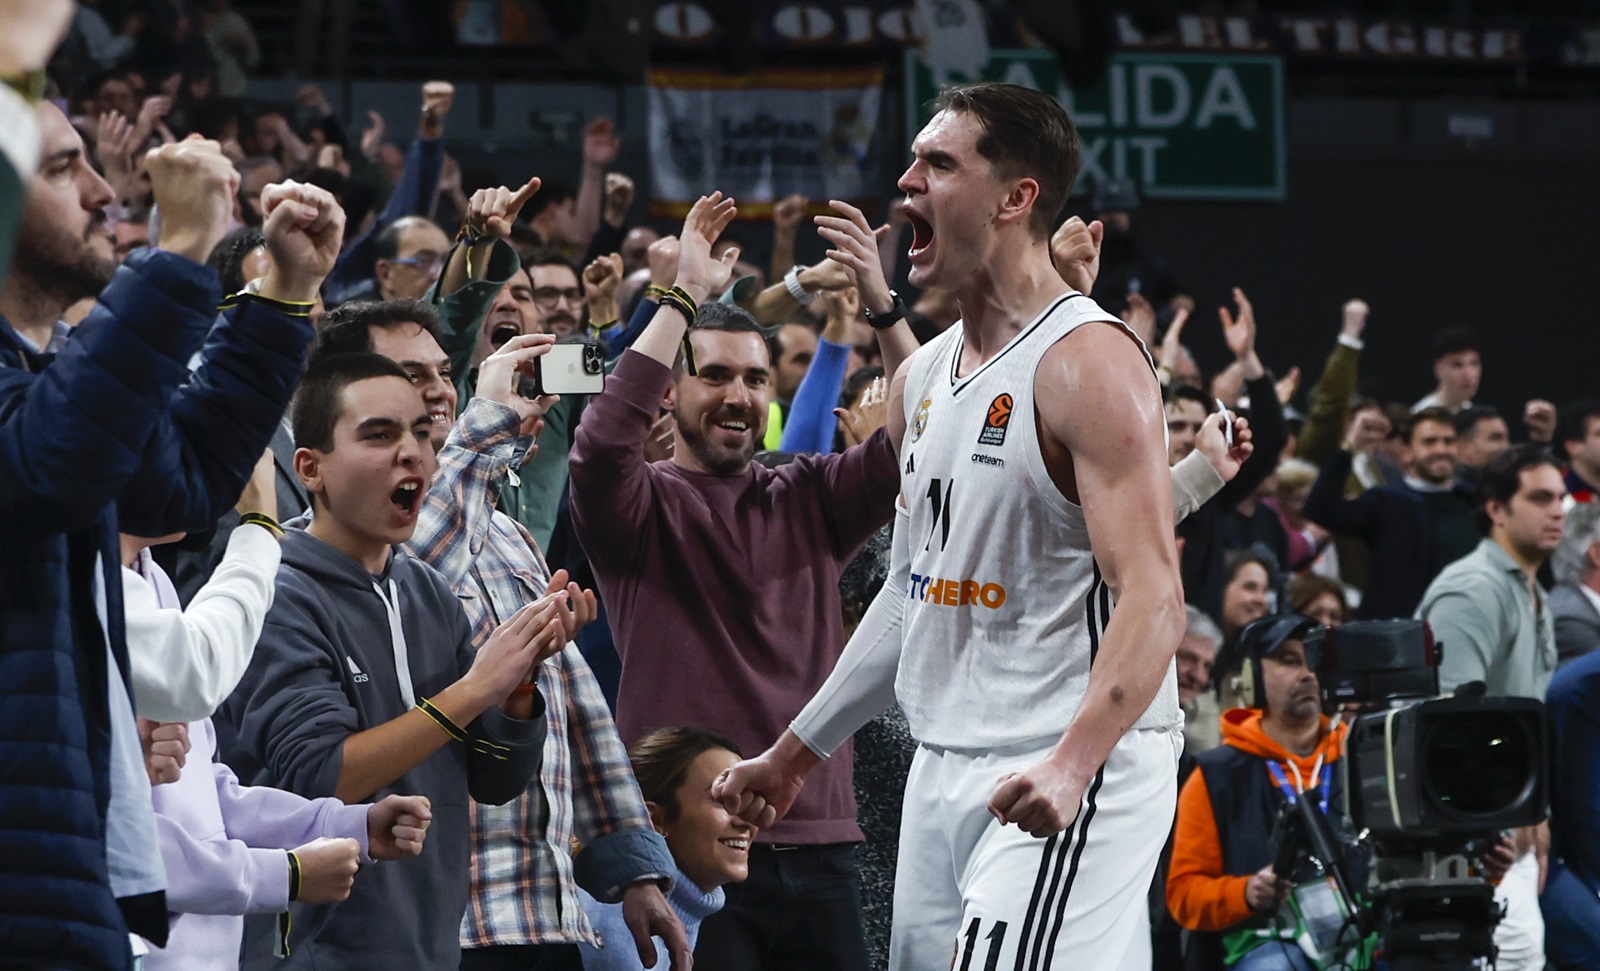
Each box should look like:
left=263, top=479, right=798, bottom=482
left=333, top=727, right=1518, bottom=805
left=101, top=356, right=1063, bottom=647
left=1129, top=96, right=1600, bottom=418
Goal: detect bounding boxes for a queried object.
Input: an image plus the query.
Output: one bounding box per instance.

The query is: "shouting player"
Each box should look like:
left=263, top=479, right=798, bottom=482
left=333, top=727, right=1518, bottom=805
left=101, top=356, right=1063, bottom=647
left=715, top=82, right=1189, bottom=969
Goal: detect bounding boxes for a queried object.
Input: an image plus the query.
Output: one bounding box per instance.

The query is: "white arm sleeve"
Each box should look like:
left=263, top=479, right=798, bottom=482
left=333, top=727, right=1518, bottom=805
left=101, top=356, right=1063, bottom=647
left=1171, top=449, right=1226, bottom=524
left=0, top=86, right=40, bottom=186
left=125, top=525, right=282, bottom=722
left=790, top=503, right=909, bottom=759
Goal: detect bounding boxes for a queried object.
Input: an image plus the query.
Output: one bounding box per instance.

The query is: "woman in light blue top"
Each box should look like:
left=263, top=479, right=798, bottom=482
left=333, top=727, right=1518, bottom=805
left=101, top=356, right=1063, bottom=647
left=579, top=728, right=757, bottom=969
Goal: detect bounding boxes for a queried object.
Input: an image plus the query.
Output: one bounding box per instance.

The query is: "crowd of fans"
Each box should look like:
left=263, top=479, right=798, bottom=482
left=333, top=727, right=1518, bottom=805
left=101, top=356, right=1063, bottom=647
left=5, top=3, right=1600, bottom=971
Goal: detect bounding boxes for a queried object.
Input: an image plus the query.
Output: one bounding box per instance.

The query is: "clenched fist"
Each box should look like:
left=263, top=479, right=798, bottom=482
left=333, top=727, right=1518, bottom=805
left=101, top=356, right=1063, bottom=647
left=291, top=837, right=361, bottom=904
left=138, top=719, right=191, bottom=786
left=1051, top=216, right=1103, bottom=297
left=259, top=180, right=346, bottom=303
left=147, top=138, right=240, bottom=263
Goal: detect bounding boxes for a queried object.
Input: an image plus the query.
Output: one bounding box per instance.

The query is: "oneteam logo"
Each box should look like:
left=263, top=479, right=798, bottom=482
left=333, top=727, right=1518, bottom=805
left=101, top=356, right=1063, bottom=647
left=909, top=572, right=1008, bottom=609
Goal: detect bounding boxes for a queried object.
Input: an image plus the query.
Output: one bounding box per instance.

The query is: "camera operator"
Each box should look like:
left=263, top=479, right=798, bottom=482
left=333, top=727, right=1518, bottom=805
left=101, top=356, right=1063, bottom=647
left=1167, top=615, right=1354, bottom=971
left=1166, top=616, right=1519, bottom=970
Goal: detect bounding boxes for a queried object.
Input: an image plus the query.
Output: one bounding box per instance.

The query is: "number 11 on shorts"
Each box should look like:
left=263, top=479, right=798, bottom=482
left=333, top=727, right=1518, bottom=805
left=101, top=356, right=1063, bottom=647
left=957, top=917, right=1008, bottom=971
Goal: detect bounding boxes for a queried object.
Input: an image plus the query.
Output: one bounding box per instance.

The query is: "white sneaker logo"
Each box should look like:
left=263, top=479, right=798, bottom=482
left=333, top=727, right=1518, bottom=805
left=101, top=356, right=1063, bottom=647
left=347, top=656, right=370, bottom=684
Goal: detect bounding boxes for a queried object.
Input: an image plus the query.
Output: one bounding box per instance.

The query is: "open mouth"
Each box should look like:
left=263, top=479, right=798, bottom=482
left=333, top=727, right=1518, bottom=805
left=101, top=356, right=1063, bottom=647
left=489, top=320, right=522, bottom=348
left=390, top=481, right=421, bottom=516
left=718, top=837, right=750, bottom=853
left=906, top=207, right=934, bottom=259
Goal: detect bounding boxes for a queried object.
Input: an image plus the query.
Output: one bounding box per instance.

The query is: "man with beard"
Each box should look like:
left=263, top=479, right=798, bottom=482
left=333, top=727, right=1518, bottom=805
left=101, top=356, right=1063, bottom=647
left=523, top=251, right=585, bottom=338
left=0, top=97, right=331, bottom=968
left=567, top=193, right=917, bottom=969
left=1166, top=616, right=1359, bottom=971
left=1305, top=406, right=1481, bottom=619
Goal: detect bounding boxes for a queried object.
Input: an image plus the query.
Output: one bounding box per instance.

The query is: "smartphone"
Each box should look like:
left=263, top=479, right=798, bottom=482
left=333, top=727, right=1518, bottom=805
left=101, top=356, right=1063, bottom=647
left=519, top=337, right=606, bottom=397
left=1215, top=397, right=1235, bottom=447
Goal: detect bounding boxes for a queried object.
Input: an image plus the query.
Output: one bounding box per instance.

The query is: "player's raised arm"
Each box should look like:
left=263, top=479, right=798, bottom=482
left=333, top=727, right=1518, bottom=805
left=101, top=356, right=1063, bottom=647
left=987, top=322, right=1184, bottom=836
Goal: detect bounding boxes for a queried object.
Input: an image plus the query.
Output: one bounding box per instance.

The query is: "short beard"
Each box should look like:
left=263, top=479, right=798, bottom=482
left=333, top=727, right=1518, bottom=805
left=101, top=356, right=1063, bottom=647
left=676, top=412, right=755, bottom=476
left=13, top=211, right=117, bottom=307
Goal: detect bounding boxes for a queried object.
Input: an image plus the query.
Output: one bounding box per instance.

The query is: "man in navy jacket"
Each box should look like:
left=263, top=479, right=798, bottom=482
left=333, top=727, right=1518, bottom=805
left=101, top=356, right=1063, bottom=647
left=0, top=101, right=341, bottom=971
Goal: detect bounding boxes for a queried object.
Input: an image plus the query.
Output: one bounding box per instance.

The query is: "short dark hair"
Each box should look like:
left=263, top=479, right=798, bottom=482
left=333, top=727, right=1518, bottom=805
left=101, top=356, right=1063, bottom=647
left=291, top=352, right=413, bottom=451
left=1165, top=384, right=1213, bottom=415
left=207, top=227, right=266, bottom=296
left=1431, top=325, right=1480, bottom=361
left=676, top=301, right=775, bottom=376
left=1454, top=404, right=1503, bottom=438
left=1559, top=399, right=1600, bottom=452
left=1479, top=442, right=1561, bottom=519
left=627, top=727, right=742, bottom=822
left=1406, top=406, right=1457, bottom=445
left=930, top=82, right=1080, bottom=240
left=841, top=364, right=884, bottom=411
left=523, top=246, right=578, bottom=278
left=1223, top=545, right=1279, bottom=590
left=310, top=299, right=444, bottom=370
left=522, top=178, right=576, bottom=221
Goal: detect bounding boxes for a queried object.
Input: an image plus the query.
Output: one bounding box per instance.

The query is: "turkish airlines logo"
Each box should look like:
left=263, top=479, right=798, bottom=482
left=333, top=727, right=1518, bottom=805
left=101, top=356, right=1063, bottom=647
left=977, top=393, right=1013, bottom=447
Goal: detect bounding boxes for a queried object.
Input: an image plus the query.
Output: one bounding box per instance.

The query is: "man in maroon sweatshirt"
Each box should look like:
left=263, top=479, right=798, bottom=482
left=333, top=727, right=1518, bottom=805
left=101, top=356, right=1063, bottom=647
left=569, top=194, right=913, bottom=969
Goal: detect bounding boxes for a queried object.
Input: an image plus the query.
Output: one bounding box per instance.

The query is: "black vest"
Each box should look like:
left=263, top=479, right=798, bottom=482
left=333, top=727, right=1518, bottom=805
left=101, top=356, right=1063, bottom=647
left=1194, top=741, right=1366, bottom=887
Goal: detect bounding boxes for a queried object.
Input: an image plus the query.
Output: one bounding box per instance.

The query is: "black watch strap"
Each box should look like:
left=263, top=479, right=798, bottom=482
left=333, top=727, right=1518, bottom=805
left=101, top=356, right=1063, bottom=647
left=864, top=290, right=907, bottom=330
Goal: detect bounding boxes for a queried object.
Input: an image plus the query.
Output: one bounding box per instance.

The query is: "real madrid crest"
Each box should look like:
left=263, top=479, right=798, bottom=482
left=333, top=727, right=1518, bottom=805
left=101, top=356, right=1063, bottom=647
left=912, top=397, right=932, bottom=443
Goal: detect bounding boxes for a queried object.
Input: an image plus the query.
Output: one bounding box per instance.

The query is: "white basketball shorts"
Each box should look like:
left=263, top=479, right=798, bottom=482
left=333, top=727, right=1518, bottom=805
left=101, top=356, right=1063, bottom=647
left=890, top=726, right=1181, bottom=971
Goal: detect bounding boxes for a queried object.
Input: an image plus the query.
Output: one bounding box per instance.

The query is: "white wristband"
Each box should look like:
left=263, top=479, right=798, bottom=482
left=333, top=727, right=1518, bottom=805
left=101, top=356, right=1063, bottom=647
left=784, top=265, right=817, bottom=306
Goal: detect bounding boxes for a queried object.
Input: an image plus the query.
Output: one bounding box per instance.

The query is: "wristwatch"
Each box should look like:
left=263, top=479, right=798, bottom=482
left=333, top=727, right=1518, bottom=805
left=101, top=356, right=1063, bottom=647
left=783, top=264, right=817, bottom=306
left=864, top=290, right=908, bottom=330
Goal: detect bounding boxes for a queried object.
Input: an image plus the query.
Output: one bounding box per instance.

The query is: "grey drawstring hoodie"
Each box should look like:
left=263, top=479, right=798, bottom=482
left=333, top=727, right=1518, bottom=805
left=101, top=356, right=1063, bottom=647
left=218, top=525, right=546, bottom=970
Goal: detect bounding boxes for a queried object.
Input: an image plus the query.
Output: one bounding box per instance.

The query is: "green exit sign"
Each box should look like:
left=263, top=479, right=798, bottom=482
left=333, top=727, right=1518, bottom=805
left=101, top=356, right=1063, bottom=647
left=906, top=50, right=1286, bottom=201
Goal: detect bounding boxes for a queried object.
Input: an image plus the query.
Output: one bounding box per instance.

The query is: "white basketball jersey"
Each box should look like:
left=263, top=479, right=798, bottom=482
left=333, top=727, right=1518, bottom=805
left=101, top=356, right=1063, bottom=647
left=894, top=292, right=1181, bottom=752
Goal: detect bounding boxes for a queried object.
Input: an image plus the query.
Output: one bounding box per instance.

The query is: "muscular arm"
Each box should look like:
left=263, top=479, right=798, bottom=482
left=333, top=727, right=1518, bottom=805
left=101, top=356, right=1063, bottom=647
left=991, top=324, right=1184, bottom=833
left=1046, top=327, right=1183, bottom=761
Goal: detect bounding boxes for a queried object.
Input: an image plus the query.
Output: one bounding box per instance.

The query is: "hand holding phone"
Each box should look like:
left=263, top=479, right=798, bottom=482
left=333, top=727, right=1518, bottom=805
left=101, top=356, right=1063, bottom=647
left=1215, top=397, right=1235, bottom=447
left=519, top=336, right=607, bottom=398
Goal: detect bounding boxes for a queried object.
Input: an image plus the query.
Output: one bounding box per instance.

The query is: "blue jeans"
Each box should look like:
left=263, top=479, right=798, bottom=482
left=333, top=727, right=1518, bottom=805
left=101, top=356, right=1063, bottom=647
left=1232, top=940, right=1315, bottom=971
left=459, top=943, right=581, bottom=971
left=1541, top=858, right=1600, bottom=971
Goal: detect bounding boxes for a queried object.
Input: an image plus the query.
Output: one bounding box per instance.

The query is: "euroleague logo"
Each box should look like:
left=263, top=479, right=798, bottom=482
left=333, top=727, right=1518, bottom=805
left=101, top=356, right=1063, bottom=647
left=977, top=393, right=1013, bottom=447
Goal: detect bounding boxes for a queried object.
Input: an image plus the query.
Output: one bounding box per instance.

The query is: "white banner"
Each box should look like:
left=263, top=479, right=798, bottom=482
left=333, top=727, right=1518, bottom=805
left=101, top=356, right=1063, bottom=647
left=647, top=67, right=884, bottom=219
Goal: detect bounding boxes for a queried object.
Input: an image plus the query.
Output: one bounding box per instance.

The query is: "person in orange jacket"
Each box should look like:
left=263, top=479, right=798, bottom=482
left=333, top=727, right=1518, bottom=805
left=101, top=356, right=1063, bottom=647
left=1166, top=615, right=1348, bottom=970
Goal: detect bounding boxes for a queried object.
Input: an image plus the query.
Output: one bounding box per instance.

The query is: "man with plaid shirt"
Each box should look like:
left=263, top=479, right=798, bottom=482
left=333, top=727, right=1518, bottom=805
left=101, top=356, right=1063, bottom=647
left=401, top=324, right=686, bottom=970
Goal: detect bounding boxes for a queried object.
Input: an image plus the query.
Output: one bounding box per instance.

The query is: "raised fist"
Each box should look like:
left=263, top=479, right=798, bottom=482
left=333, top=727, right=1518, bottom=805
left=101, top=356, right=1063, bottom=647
left=146, top=138, right=240, bottom=262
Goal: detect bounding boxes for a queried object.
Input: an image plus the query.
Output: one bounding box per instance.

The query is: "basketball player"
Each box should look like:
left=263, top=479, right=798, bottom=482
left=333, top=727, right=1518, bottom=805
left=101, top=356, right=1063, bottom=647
left=715, top=82, right=1190, bottom=970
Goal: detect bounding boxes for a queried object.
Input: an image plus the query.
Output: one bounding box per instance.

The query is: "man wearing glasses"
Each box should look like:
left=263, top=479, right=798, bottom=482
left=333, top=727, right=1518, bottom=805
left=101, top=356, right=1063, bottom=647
left=522, top=251, right=586, bottom=338
left=373, top=215, right=453, bottom=302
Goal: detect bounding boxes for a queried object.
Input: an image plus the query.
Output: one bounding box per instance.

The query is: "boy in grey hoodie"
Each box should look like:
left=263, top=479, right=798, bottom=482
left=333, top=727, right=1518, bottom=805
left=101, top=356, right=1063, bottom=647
left=220, top=353, right=581, bottom=969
